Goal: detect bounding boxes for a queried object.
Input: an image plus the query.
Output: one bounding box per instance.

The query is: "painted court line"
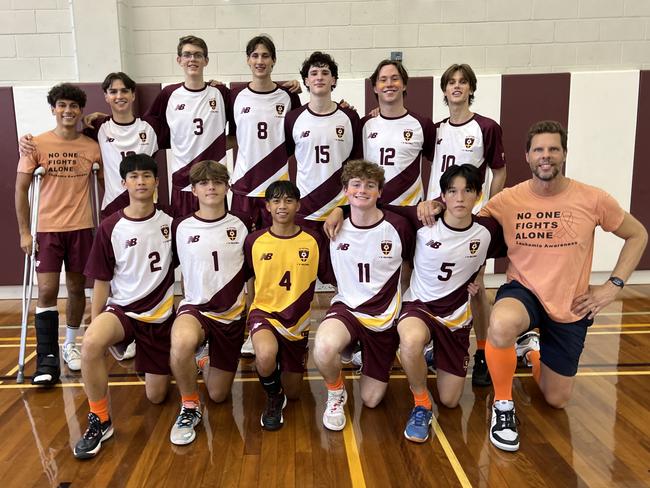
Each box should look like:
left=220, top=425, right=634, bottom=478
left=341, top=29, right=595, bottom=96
left=3, top=370, right=650, bottom=389
left=342, top=410, right=366, bottom=488
left=433, top=418, right=472, bottom=488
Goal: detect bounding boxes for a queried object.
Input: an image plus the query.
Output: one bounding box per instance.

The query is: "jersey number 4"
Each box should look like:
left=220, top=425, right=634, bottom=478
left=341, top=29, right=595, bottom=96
left=279, top=271, right=292, bottom=291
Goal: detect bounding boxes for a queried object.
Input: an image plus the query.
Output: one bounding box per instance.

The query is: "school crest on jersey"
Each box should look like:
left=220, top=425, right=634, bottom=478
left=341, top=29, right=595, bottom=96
left=275, top=103, right=285, bottom=116
left=138, top=131, right=147, bottom=143
left=226, top=227, right=237, bottom=241
left=335, top=126, right=345, bottom=139
left=381, top=240, right=393, bottom=256
left=469, top=239, right=480, bottom=255
left=403, top=129, right=413, bottom=141
left=298, top=248, right=309, bottom=262
left=160, top=224, right=170, bottom=240
left=209, top=98, right=217, bottom=111
left=464, top=136, right=475, bottom=149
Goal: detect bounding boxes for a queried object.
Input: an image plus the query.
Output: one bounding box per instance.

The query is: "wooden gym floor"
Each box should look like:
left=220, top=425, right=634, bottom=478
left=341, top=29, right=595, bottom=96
left=0, top=286, right=649, bottom=488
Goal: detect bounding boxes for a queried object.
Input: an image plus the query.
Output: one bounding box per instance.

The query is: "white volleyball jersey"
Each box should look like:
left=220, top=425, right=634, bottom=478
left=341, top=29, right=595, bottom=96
left=85, top=208, right=175, bottom=323
left=285, top=104, right=359, bottom=221
left=358, top=111, right=435, bottom=206
left=230, top=85, right=301, bottom=197
left=404, top=213, right=504, bottom=330
left=174, top=212, right=249, bottom=323
left=147, top=83, right=231, bottom=192
left=428, top=113, right=505, bottom=212
left=92, top=116, right=160, bottom=211
left=329, top=211, right=414, bottom=331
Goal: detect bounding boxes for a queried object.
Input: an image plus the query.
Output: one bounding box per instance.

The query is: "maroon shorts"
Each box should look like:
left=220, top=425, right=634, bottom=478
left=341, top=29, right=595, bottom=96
left=326, top=303, right=399, bottom=383
left=231, top=194, right=271, bottom=230
left=247, top=310, right=308, bottom=374
left=35, top=229, right=94, bottom=274
left=399, top=301, right=471, bottom=377
left=105, top=304, right=173, bottom=375
left=171, top=187, right=199, bottom=218
left=101, top=191, right=129, bottom=220
left=177, top=305, right=246, bottom=373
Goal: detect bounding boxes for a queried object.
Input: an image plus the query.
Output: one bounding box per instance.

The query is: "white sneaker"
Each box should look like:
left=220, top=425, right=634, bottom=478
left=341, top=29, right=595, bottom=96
left=241, top=335, right=255, bottom=356
left=108, top=341, right=136, bottom=361
left=122, top=341, right=136, bottom=360
left=62, top=342, right=81, bottom=371
left=489, top=400, right=519, bottom=451
left=323, top=388, right=348, bottom=431
left=515, top=331, right=540, bottom=367
left=170, top=405, right=202, bottom=446
left=195, top=341, right=209, bottom=371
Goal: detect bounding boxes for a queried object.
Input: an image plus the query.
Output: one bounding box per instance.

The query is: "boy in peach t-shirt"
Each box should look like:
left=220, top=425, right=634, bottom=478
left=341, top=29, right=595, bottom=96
left=15, top=83, right=101, bottom=386
left=479, top=120, right=647, bottom=452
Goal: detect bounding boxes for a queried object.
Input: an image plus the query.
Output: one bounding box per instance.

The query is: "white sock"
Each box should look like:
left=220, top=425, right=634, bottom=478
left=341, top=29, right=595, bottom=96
left=65, top=325, right=80, bottom=346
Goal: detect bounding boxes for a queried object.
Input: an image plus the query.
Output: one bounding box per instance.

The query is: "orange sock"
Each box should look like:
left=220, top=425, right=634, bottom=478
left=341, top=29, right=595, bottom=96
left=485, top=340, right=517, bottom=401
left=528, top=350, right=541, bottom=385
left=476, top=340, right=486, bottom=351
left=326, top=373, right=344, bottom=391
left=89, top=397, right=110, bottom=423
left=411, top=388, right=432, bottom=410
left=181, top=392, right=200, bottom=409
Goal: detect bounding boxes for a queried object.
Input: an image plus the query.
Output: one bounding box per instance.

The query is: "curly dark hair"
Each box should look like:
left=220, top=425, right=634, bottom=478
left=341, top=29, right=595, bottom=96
left=46, top=83, right=87, bottom=108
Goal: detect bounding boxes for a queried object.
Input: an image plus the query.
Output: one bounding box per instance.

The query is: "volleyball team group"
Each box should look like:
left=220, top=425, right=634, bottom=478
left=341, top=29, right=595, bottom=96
left=15, top=33, right=647, bottom=460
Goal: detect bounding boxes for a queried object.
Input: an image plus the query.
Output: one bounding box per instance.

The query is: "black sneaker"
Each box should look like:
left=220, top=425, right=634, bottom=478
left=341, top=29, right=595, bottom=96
left=489, top=400, right=519, bottom=452
left=73, top=412, right=114, bottom=459
left=471, top=350, right=492, bottom=387
left=260, top=392, right=287, bottom=431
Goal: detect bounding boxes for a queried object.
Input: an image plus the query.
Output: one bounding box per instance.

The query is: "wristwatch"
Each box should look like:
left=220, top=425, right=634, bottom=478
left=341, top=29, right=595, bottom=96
left=608, top=276, right=625, bottom=288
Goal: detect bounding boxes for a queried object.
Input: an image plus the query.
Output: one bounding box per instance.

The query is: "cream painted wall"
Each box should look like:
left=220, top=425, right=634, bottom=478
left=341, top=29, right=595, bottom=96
left=1, top=0, right=650, bottom=85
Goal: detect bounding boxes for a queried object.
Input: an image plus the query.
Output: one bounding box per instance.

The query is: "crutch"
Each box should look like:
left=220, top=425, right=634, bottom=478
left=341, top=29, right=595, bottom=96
left=18, top=166, right=46, bottom=383
left=91, top=162, right=101, bottom=227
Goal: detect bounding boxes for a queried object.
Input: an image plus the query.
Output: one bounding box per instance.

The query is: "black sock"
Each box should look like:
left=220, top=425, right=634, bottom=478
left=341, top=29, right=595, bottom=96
left=259, top=363, right=282, bottom=396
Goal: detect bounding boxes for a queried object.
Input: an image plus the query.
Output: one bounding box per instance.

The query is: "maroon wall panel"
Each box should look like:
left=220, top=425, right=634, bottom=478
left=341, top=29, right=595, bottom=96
left=630, top=70, right=650, bottom=269
left=495, top=73, right=571, bottom=272
left=1, top=88, right=24, bottom=285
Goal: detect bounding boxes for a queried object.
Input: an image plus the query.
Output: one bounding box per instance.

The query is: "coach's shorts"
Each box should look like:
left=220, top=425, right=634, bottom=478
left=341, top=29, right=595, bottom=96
left=495, top=280, right=592, bottom=377
left=326, top=303, right=399, bottom=383
left=105, top=304, right=173, bottom=375
left=35, top=229, right=93, bottom=274
left=399, top=301, right=471, bottom=377
left=177, top=305, right=246, bottom=373
left=247, top=310, right=308, bottom=374
left=231, top=194, right=270, bottom=230
left=171, top=187, right=199, bottom=218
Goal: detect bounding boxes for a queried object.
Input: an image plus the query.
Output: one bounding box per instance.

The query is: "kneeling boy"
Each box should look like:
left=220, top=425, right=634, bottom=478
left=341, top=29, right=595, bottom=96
left=74, top=154, right=175, bottom=459
left=245, top=181, right=332, bottom=430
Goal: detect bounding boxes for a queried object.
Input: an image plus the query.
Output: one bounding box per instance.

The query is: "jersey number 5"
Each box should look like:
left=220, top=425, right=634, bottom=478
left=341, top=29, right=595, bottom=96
left=437, top=262, right=455, bottom=281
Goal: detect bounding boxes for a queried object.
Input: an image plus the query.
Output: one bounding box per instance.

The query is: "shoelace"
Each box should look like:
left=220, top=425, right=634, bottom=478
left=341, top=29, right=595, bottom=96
left=327, top=392, right=345, bottom=413
left=177, top=408, right=199, bottom=427
left=497, top=410, right=516, bottom=430
left=412, top=408, right=428, bottom=427
left=266, top=395, right=284, bottom=415
left=84, top=415, right=102, bottom=440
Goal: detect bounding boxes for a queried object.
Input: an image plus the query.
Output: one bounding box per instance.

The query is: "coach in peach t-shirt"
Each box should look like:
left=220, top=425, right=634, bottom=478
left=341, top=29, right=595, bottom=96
left=478, top=120, right=647, bottom=453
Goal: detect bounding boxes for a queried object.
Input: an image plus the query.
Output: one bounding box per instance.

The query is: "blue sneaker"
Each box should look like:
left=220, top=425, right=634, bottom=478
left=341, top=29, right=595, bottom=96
left=424, top=342, right=435, bottom=372
left=404, top=405, right=433, bottom=443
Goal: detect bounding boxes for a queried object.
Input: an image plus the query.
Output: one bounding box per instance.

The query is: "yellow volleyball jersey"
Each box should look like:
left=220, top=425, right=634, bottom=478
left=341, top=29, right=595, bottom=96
left=244, top=227, right=331, bottom=340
